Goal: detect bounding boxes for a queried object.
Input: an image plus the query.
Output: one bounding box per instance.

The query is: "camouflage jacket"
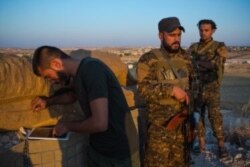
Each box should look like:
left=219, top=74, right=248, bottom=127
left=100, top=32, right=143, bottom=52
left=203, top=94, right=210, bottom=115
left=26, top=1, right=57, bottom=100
left=189, top=39, right=228, bottom=86
left=136, top=47, right=194, bottom=125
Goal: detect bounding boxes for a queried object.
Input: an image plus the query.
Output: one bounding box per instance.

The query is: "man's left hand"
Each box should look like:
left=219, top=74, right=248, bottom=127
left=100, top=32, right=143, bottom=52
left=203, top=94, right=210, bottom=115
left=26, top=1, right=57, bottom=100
left=52, top=122, right=69, bottom=137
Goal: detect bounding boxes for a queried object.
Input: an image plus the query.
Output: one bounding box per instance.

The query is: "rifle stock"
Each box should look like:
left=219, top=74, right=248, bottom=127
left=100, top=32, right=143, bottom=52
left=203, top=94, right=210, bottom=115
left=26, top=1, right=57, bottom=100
left=165, top=108, right=188, bottom=130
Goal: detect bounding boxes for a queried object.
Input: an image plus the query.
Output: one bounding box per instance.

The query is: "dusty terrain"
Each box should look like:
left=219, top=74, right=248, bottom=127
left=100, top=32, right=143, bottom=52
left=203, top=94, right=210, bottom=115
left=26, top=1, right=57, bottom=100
left=222, top=50, right=250, bottom=113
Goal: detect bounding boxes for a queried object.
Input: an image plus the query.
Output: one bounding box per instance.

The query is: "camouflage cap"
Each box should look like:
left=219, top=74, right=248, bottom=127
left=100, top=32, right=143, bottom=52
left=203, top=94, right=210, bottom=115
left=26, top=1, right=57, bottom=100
left=158, top=17, right=185, bottom=33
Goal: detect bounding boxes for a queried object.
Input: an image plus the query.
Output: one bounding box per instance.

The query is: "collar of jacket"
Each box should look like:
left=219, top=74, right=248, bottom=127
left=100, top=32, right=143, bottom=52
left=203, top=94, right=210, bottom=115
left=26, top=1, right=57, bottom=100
left=199, top=38, right=214, bottom=44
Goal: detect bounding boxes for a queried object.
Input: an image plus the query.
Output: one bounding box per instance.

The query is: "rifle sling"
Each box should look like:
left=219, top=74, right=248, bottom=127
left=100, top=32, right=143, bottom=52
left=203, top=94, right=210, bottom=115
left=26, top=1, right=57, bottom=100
left=195, top=40, right=214, bottom=55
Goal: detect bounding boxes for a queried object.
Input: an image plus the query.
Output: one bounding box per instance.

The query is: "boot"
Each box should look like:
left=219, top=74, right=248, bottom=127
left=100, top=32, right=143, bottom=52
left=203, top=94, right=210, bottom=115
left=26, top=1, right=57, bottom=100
left=218, top=147, right=229, bottom=158
left=218, top=138, right=229, bottom=158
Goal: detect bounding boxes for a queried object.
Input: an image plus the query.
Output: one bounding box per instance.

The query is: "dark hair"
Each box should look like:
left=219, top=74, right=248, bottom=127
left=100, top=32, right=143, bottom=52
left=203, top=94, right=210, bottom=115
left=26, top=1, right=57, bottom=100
left=197, top=19, right=217, bottom=30
left=32, top=46, right=70, bottom=76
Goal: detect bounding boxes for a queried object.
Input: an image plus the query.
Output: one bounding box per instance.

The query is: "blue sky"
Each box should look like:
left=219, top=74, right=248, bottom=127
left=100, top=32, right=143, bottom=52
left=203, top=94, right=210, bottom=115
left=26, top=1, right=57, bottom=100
left=0, top=0, right=250, bottom=48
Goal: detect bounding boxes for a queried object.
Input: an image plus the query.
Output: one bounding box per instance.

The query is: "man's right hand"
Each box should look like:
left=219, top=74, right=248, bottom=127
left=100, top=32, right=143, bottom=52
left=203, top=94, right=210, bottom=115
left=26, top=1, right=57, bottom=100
left=31, top=96, right=49, bottom=112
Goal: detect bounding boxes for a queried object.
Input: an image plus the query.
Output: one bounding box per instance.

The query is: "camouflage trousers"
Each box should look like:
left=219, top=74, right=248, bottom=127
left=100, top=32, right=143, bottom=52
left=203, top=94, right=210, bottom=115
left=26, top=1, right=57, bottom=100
left=144, top=123, right=188, bottom=167
left=197, top=84, right=225, bottom=140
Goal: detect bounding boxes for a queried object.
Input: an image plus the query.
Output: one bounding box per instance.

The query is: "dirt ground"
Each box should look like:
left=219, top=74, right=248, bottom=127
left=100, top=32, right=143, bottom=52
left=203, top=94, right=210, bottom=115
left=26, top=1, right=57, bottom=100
left=191, top=72, right=250, bottom=167
left=221, top=73, right=250, bottom=112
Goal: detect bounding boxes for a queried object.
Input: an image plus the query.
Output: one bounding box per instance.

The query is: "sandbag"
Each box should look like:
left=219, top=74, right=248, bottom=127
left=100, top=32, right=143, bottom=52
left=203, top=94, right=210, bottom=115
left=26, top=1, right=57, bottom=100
left=0, top=54, right=50, bottom=101
left=70, top=49, right=136, bottom=86
left=0, top=54, right=57, bottom=131
left=122, top=86, right=145, bottom=109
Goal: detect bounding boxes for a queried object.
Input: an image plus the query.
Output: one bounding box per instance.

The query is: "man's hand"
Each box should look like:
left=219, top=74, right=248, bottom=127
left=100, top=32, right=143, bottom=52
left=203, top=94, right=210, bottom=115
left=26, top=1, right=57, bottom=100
left=172, top=86, right=190, bottom=105
left=52, top=122, right=69, bottom=137
left=31, top=96, right=49, bottom=112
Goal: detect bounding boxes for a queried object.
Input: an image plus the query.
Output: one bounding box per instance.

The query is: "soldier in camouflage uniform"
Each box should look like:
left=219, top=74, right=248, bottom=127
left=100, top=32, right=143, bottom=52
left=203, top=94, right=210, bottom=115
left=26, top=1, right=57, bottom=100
left=137, top=17, right=194, bottom=167
left=189, top=19, right=228, bottom=158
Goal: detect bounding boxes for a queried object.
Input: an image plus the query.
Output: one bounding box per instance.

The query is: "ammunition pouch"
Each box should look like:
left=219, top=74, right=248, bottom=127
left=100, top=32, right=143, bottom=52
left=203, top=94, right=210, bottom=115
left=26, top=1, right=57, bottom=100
left=199, top=71, right=217, bottom=84
left=159, top=98, right=181, bottom=111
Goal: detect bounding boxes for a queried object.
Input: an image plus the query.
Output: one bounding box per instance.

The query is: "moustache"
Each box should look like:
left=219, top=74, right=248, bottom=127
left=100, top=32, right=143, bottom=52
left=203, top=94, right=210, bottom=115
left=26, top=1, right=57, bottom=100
left=172, top=42, right=180, bottom=45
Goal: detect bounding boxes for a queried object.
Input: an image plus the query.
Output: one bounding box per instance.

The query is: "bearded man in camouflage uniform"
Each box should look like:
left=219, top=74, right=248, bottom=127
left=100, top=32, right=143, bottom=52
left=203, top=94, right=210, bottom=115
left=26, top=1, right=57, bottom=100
left=137, top=17, right=194, bottom=167
left=189, top=19, right=228, bottom=158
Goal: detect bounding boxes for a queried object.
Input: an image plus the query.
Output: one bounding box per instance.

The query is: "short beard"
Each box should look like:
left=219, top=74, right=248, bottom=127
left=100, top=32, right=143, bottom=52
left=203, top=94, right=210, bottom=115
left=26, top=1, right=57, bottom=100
left=57, top=71, right=71, bottom=86
left=162, top=41, right=180, bottom=53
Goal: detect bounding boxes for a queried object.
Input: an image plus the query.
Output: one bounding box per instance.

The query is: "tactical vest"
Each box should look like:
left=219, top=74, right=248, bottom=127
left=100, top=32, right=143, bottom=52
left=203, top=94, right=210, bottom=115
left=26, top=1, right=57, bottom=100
left=190, top=40, right=220, bottom=84
left=151, top=49, right=190, bottom=110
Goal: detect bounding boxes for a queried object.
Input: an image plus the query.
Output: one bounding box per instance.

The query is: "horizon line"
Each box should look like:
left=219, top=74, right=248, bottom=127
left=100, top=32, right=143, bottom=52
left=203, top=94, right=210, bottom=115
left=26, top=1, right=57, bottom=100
left=1, top=45, right=250, bottom=50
